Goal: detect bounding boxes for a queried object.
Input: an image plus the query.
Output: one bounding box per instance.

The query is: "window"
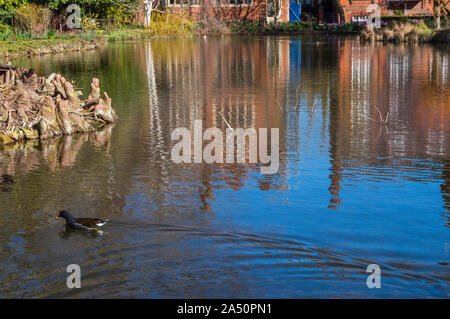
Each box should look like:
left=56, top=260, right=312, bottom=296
left=167, top=0, right=200, bottom=6
left=215, top=0, right=252, bottom=6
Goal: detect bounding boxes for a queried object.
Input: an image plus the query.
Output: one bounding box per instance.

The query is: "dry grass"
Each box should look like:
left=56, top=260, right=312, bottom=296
left=359, top=22, right=434, bottom=43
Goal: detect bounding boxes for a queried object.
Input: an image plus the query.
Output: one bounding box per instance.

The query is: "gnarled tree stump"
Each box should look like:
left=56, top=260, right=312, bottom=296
left=0, top=65, right=118, bottom=145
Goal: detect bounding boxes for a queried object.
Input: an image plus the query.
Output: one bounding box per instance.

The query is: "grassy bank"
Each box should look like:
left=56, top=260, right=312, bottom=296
left=0, top=36, right=108, bottom=58
left=0, top=11, right=196, bottom=58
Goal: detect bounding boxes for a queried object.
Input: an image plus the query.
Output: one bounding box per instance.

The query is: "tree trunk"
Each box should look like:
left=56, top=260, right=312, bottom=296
left=434, top=1, right=441, bottom=29
left=334, top=0, right=346, bottom=23
left=435, top=15, right=441, bottom=29
left=144, top=1, right=153, bottom=28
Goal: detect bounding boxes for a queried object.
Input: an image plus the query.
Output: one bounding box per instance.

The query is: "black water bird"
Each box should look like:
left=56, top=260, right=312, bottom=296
left=56, top=210, right=109, bottom=230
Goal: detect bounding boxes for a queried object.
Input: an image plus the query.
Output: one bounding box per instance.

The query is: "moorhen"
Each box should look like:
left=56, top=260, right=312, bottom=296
left=56, top=210, right=109, bottom=230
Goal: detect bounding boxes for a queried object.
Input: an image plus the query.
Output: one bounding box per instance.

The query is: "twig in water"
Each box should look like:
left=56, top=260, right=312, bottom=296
left=219, top=111, right=233, bottom=142
left=360, top=106, right=390, bottom=124
left=294, top=84, right=300, bottom=111
left=361, top=114, right=377, bottom=122
left=275, top=96, right=282, bottom=110
left=374, top=106, right=389, bottom=124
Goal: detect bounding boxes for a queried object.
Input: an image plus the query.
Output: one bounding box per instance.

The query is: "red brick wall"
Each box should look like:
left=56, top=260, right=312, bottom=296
left=139, top=0, right=437, bottom=25
left=167, top=0, right=289, bottom=22
left=168, top=1, right=266, bottom=21
left=280, top=0, right=289, bottom=21
left=338, top=0, right=434, bottom=23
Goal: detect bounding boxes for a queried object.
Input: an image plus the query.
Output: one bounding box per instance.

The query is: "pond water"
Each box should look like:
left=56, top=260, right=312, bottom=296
left=1, top=35, right=449, bottom=298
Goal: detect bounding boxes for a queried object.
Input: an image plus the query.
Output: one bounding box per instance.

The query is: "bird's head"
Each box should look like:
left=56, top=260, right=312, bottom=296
left=56, top=210, right=71, bottom=220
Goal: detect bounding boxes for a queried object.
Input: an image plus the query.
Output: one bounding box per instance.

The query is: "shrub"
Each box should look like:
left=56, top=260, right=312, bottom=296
left=0, top=8, right=13, bottom=24
left=15, top=30, right=32, bottom=40
left=47, top=28, right=56, bottom=39
left=0, top=0, right=27, bottom=24
left=14, top=3, right=51, bottom=36
left=0, top=27, right=12, bottom=41
left=413, top=21, right=432, bottom=33
left=227, top=20, right=263, bottom=33
left=0, top=0, right=26, bottom=11
left=148, top=12, right=195, bottom=37
left=106, top=2, right=138, bottom=27
left=0, top=22, right=10, bottom=32
left=81, top=12, right=100, bottom=31
left=42, top=0, right=140, bottom=23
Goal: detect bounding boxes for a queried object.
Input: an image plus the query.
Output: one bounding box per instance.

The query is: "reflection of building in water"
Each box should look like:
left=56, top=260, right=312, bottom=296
left=442, top=160, right=450, bottom=223
left=329, top=40, right=450, bottom=211
left=142, top=38, right=450, bottom=215
left=143, top=38, right=290, bottom=210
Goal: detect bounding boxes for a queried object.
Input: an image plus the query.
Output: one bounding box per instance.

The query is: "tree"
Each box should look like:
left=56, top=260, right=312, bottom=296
left=31, top=0, right=141, bottom=20
left=143, top=0, right=159, bottom=28
left=433, top=0, right=449, bottom=29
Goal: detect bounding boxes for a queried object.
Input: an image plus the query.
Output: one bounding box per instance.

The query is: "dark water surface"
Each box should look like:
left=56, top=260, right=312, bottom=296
left=1, top=36, right=449, bottom=298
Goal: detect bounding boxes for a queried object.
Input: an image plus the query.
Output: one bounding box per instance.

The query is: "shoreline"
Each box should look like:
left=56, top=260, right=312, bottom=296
left=0, top=29, right=153, bottom=58
left=1, top=26, right=448, bottom=60
left=358, top=25, right=449, bottom=44
left=0, top=38, right=107, bottom=58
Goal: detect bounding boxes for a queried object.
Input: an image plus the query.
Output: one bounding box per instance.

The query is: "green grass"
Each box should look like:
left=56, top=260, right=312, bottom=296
left=0, top=28, right=149, bottom=57
left=0, top=9, right=198, bottom=58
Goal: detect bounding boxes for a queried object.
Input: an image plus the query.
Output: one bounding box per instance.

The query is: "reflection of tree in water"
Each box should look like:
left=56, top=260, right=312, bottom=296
left=145, top=37, right=289, bottom=206
left=0, top=126, right=114, bottom=178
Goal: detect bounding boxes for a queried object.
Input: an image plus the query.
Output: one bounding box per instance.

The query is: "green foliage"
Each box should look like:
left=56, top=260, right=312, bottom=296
left=81, top=12, right=99, bottom=30
left=0, top=0, right=26, bottom=24
left=0, top=21, right=10, bottom=31
left=312, top=23, right=327, bottom=31
left=32, top=0, right=140, bottom=24
left=47, top=28, right=56, bottom=39
left=80, top=29, right=98, bottom=40
left=227, top=20, right=264, bottom=33
left=106, top=1, right=137, bottom=26
left=15, top=30, right=32, bottom=39
left=0, top=0, right=27, bottom=11
left=0, top=9, right=12, bottom=24
left=227, top=21, right=363, bottom=34
left=0, top=27, right=12, bottom=41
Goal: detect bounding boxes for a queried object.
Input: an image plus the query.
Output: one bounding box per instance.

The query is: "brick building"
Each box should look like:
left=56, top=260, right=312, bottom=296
left=162, top=0, right=437, bottom=23
left=165, top=0, right=288, bottom=22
